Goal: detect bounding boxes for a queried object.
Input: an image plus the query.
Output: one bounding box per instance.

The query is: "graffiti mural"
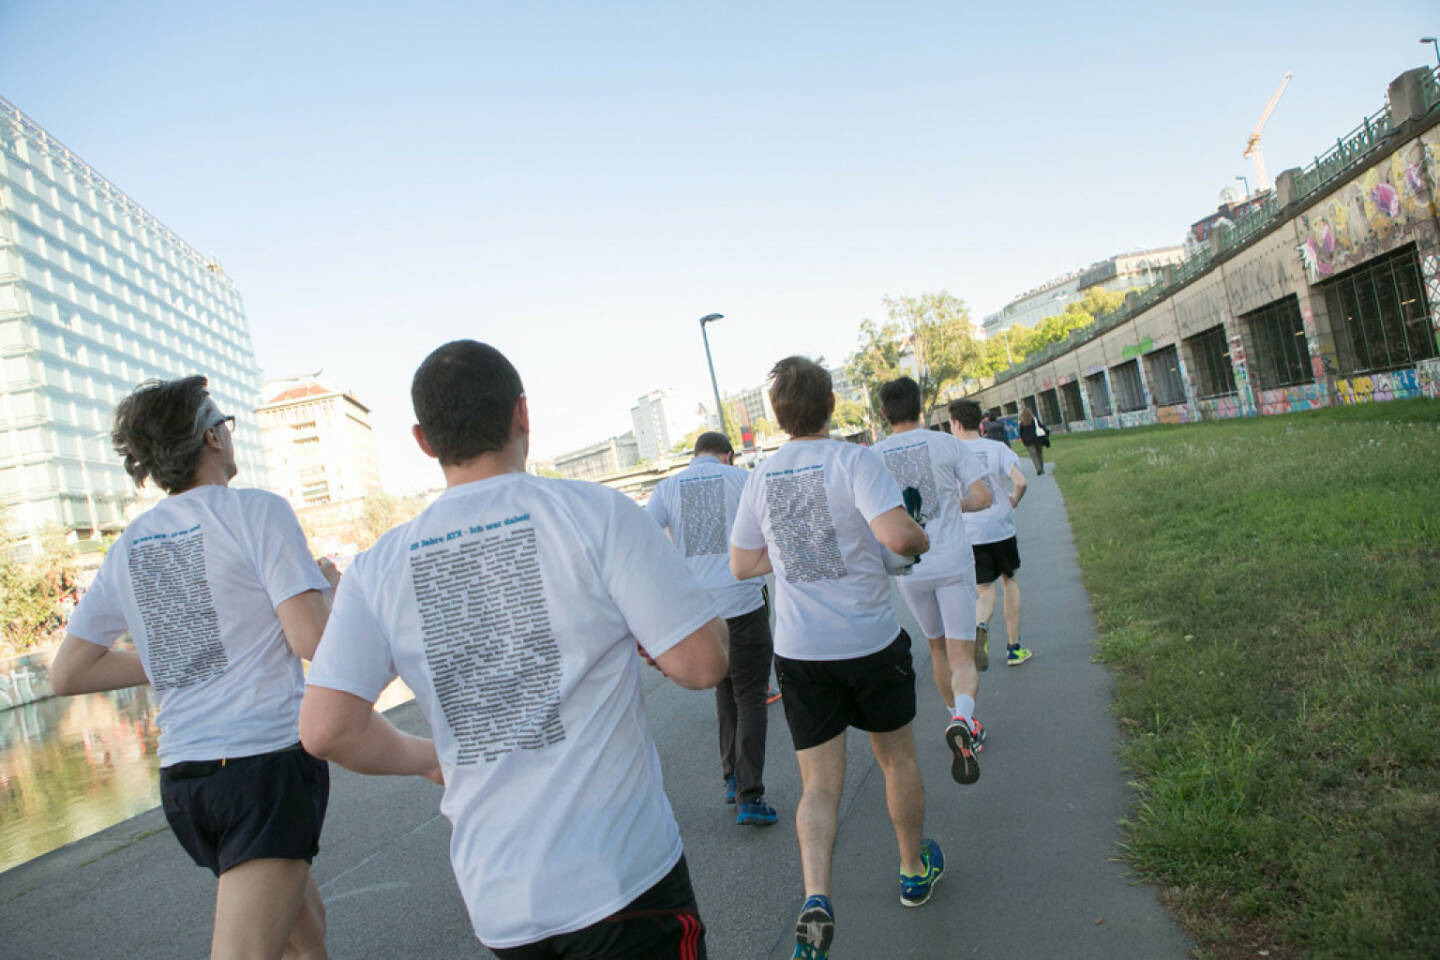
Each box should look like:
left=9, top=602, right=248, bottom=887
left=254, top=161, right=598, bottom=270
left=1196, top=395, right=1244, bottom=420
left=1422, top=252, right=1440, bottom=350
left=1090, top=415, right=1114, bottom=431
left=1336, top=367, right=1423, bottom=404
left=1116, top=409, right=1158, bottom=429
left=1417, top=358, right=1440, bottom=399
left=1156, top=405, right=1192, bottom=424
left=1297, top=136, right=1437, bottom=280
left=1228, top=335, right=1258, bottom=416
left=1257, top=384, right=1330, bottom=415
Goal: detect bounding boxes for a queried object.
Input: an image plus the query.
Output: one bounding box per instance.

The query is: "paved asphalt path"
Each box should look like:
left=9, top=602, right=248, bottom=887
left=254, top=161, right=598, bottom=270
left=0, top=459, right=1191, bottom=959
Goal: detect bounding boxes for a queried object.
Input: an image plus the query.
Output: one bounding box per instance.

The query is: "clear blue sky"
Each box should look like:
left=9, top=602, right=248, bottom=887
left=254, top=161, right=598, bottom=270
left=3, top=1, right=1436, bottom=492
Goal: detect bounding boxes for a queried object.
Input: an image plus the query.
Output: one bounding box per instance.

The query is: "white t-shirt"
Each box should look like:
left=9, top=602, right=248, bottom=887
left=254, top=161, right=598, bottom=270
left=646, top=454, right=765, bottom=619
left=960, top=437, right=1022, bottom=545
left=872, top=428, right=985, bottom=582
left=66, top=486, right=330, bottom=765
left=305, top=472, right=718, bottom=950
left=730, top=439, right=902, bottom=661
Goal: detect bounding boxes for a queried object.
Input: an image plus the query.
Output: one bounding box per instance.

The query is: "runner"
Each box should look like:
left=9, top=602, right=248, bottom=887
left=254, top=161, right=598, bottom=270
left=648, top=431, right=778, bottom=826
left=949, top=400, right=1032, bottom=667
left=300, top=340, right=729, bottom=959
left=871, top=377, right=992, bottom=786
left=49, top=375, right=337, bottom=960
left=729, top=357, right=941, bottom=960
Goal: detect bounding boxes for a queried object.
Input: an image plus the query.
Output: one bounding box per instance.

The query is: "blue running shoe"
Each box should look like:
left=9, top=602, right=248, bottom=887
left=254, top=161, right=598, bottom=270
left=723, top=774, right=736, bottom=804
left=793, top=894, right=834, bottom=959
left=899, top=838, right=945, bottom=907
left=736, top=797, right=778, bottom=826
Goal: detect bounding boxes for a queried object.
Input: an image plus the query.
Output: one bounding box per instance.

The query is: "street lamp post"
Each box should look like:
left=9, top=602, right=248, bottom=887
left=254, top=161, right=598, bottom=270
left=1422, top=37, right=1440, bottom=68
left=698, top=313, right=728, bottom=439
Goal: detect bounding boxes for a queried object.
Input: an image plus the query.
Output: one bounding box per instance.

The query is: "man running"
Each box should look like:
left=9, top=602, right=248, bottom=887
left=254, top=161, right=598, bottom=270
left=50, top=376, right=336, bottom=960
left=648, top=431, right=778, bottom=826
left=872, top=377, right=992, bottom=785
left=730, top=357, right=939, bottom=960
left=300, top=340, right=729, bottom=959
left=949, top=400, right=1031, bottom=667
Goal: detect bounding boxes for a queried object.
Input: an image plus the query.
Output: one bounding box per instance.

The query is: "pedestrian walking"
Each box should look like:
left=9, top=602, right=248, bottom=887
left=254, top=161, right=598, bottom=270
left=1017, top=406, right=1049, bottom=475
left=871, top=377, right=992, bottom=785
left=729, top=357, right=940, bottom=960
left=300, top=340, right=729, bottom=959
left=50, top=376, right=337, bottom=960
left=950, top=401, right=1032, bottom=667
left=982, top=412, right=1011, bottom=446
left=648, top=430, right=778, bottom=826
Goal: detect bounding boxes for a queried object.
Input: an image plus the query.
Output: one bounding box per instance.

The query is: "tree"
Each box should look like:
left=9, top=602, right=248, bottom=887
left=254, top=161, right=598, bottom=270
left=881, top=291, right=983, bottom=415
left=831, top=397, right=869, bottom=433
left=0, top=512, right=78, bottom=655
left=846, top=318, right=905, bottom=430
left=354, top=492, right=426, bottom=550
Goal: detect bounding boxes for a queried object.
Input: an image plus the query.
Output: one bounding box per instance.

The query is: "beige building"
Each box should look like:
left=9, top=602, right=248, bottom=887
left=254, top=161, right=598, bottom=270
left=254, top=380, right=382, bottom=514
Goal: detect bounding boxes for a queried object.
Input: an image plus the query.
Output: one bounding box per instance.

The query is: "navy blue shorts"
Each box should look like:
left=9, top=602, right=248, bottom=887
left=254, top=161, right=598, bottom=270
left=160, top=743, right=329, bottom=876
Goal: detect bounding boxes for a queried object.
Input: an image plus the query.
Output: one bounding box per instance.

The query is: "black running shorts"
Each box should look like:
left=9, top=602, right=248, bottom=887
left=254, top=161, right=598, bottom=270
left=972, top=536, right=1021, bottom=585
left=160, top=743, right=329, bottom=876
left=490, top=855, right=707, bottom=959
left=774, top=631, right=918, bottom=751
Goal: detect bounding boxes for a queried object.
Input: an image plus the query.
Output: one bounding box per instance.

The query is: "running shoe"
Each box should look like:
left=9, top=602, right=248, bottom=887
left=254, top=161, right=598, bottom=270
left=1006, top=645, right=1033, bottom=666
left=793, top=894, right=834, bottom=959
left=971, top=717, right=986, bottom=752
left=736, top=797, right=778, bottom=826
left=945, top=717, right=980, bottom=784
left=899, top=838, right=945, bottom=907
left=974, top=622, right=990, bottom=672
left=723, top=774, right=736, bottom=804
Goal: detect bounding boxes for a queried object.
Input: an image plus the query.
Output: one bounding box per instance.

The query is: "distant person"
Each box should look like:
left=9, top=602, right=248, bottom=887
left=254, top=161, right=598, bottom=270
left=983, top=412, right=1010, bottom=446
left=950, top=400, right=1032, bottom=668
left=1017, top=406, right=1049, bottom=475
left=50, top=375, right=336, bottom=960
left=730, top=357, right=940, bottom=960
left=872, top=377, right=992, bottom=785
left=647, top=430, right=778, bottom=826
left=300, top=340, right=729, bottom=959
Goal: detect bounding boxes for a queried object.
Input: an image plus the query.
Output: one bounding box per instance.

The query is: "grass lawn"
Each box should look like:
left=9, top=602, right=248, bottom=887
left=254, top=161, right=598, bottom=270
left=1050, top=399, right=1440, bottom=960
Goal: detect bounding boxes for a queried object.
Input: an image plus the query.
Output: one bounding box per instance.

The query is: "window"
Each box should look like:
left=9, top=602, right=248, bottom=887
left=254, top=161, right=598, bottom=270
left=1085, top=373, right=1112, bottom=417
left=1145, top=345, right=1187, bottom=406
left=1321, top=244, right=1436, bottom=375
left=1110, top=360, right=1146, bottom=412
left=1185, top=325, right=1237, bottom=399
left=1243, top=295, right=1310, bottom=388
left=1060, top=381, right=1085, bottom=421
left=1038, top=388, right=1062, bottom=425
left=1003, top=401, right=1018, bottom=415
left=1021, top=394, right=1036, bottom=417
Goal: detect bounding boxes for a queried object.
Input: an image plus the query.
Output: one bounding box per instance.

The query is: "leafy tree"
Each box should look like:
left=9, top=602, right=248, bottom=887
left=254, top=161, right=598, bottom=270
left=0, top=512, right=78, bottom=654
left=882, top=291, right=983, bottom=415
left=354, top=492, right=426, bottom=550
left=846, top=318, right=906, bottom=430
left=832, top=397, right=870, bottom=432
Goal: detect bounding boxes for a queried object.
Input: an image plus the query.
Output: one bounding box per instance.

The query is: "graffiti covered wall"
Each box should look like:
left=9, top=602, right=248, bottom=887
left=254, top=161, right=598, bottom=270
left=1335, top=367, right=1422, bottom=404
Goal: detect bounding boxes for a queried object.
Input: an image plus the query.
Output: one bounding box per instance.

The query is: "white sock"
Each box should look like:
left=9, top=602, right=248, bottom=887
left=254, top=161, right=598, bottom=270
left=953, top=694, right=975, bottom=725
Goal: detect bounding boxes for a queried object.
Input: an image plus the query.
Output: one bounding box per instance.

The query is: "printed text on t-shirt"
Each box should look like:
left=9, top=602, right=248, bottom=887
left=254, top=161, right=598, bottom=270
left=128, top=525, right=228, bottom=690
left=679, top=476, right=726, bottom=558
left=764, top=465, right=847, bottom=583
left=409, top=523, right=565, bottom=765
left=880, top=440, right=940, bottom=524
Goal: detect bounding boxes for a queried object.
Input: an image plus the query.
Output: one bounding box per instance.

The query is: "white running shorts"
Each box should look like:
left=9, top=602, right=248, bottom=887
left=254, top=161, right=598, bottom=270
left=897, top=573, right=977, bottom=642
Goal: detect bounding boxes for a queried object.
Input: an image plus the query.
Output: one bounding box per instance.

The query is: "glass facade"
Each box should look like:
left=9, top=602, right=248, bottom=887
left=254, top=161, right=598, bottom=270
left=0, top=97, right=267, bottom=545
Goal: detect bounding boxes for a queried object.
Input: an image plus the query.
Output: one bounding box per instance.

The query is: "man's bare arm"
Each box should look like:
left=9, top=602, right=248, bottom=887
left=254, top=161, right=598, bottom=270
left=651, top=617, right=729, bottom=690
left=870, top=506, right=929, bottom=557
left=300, top=686, right=442, bottom=783
left=50, top=634, right=148, bottom=695
left=276, top=589, right=331, bottom=660
left=960, top=478, right=993, bottom=513
left=1008, top=466, right=1028, bottom=508
left=730, top=544, right=772, bottom=580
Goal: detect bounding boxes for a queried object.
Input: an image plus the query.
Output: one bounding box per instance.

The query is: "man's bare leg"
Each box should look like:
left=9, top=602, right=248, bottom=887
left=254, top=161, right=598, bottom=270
left=976, top=581, right=998, bottom=628
left=946, top=638, right=978, bottom=705
left=925, top=635, right=953, bottom=708
left=212, top=858, right=326, bottom=960
left=1001, top=574, right=1022, bottom=647
left=867, top=724, right=925, bottom=876
left=794, top=732, right=848, bottom=897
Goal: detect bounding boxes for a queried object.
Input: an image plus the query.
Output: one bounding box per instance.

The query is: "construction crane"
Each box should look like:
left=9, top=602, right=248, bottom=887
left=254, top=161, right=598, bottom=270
left=1243, top=72, right=1293, bottom=194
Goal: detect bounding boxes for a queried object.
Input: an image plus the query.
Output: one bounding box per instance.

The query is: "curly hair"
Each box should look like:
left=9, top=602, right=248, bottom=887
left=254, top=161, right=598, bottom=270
left=111, top=376, right=214, bottom=493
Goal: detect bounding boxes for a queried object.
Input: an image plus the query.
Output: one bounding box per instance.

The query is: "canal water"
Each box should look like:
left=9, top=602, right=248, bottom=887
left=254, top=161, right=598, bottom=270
left=0, top=680, right=414, bottom=875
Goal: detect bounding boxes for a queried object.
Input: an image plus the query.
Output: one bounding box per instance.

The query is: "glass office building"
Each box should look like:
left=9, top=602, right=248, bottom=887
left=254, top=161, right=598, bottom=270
left=0, top=96, right=267, bottom=551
